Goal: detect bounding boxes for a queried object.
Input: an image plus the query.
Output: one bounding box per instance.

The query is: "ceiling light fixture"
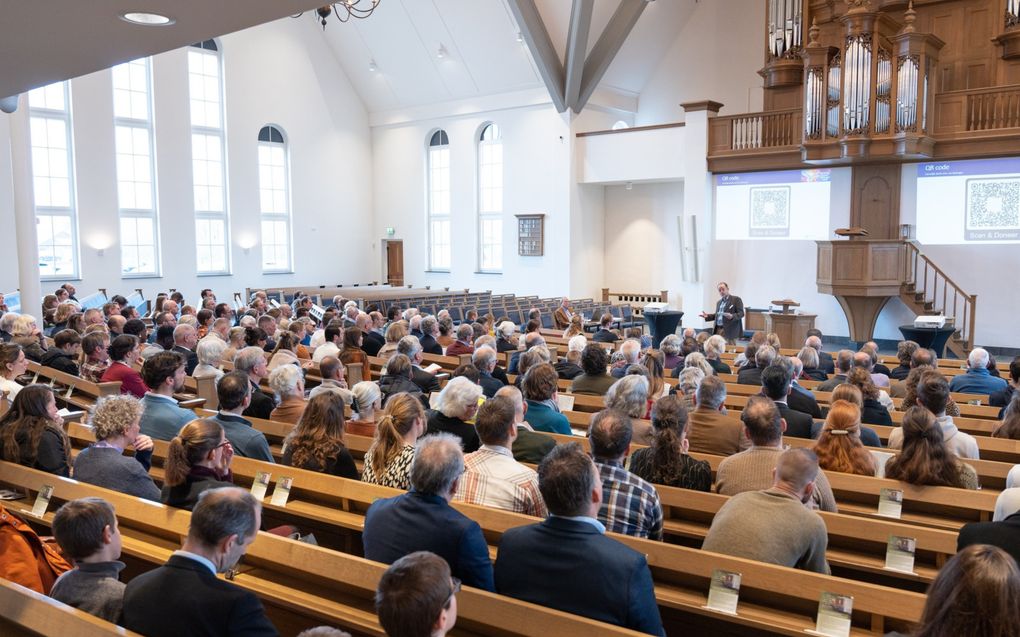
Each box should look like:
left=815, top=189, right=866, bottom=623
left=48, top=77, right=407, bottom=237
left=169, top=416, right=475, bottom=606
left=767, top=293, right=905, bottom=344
left=368, top=59, right=378, bottom=72
left=293, top=1, right=381, bottom=30
left=516, top=31, right=524, bottom=43
left=437, top=44, right=448, bottom=59
left=119, top=11, right=175, bottom=26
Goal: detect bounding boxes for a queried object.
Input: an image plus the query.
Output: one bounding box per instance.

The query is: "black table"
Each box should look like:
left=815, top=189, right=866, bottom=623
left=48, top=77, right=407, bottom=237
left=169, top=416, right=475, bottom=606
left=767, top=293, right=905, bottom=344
left=898, top=324, right=957, bottom=359
left=644, top=310, right=684, bottom=349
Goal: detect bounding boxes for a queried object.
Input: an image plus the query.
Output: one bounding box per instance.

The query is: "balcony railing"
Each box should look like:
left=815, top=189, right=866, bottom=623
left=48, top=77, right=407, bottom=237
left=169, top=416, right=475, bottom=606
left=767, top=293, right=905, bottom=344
left=934, top=84, right=1020, bottom=134
left=708, top=108, right=802, bottom=155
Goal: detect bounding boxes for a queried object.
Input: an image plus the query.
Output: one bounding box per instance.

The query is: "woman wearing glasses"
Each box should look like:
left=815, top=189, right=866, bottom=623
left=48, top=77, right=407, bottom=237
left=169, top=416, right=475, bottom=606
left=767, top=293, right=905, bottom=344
left=161, top=419, right=234, bottom=510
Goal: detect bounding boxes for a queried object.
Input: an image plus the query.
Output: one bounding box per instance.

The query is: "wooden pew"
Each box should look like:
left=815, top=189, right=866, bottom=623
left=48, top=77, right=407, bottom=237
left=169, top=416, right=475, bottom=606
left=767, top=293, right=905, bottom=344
left=0, top=578, right=140, bottom=637
left=25, top=361, right=121, bottom=412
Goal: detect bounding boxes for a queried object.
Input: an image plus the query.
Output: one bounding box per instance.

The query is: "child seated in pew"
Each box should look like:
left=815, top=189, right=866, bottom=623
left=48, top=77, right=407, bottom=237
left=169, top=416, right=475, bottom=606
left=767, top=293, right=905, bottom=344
left=0, top=384, right=72, bottom=477
left=40, top=329, right=81, bottom=376
left=50, top=497, right=126, bottom=624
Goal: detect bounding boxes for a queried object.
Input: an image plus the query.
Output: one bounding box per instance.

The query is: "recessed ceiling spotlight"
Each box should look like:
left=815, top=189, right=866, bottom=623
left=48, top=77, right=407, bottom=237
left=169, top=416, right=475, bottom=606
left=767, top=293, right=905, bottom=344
left=120, top=12, right=175, bottom=26
left=437, top=44, right=448, bottom=59
left=368, top=59, right=378, bottom=72
left=516, top=31, right=524, bottom=43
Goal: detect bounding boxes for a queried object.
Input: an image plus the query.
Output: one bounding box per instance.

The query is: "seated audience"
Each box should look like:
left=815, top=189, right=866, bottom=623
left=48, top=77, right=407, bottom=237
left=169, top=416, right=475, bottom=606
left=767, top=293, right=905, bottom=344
left=804, top=332, right=834, bottom=374
left=418, top=315, right=443, bottom=356
left=362, top=392, right=425, bottom=489
left=380, top=353, right=427, bottom=408
left=812, top=400, right=876, bottom=476
left=521, top=362, right=570, bottom=435
left=444, top=324, right=475, bottom=357
left=818, top=349, right=854, bottom=391
left=340, top=326, right=369, bottom=371
left=41, top=329, right=81, bottom=375
left=208, top=372, right=274, bottom=461
left=193, top=338, right=226, bottom=382
left=641, top=349, right=667, bottom=403
left=308, top=355, right=355, bottom=405
left=588, top=409, right=663, bottom=540
left=827, top=384, right=883, bottom=447
left=552, top=298, right=573, bottom=330
left=612, top=339, right=641, bottom=378
left=797, top=346, right=827, bottom=382
left=172, top=324, right=199, bottom=376
left=898, top=352, right=961, bottom=418
left=630, top=395, right=711, bottom=491
left=268, top=364, right=306, bottom=424
left=569, top=344, right=615, bottom=396
left=349, top=380, right=382, bottom=438
left=396, top=335, right=442, bottom=396
left=760, top=363, right=814, bottom=439
left=74, top=395, right=160, bottom=500
left=101, top=334, right=148, bottom=398
left=221, top=326, right=246, bottom=364
left=234, top=346, right=274, bottom=420
left=267, top=332, right=302, bottom=371
left=854, top=348, right=890, bottom=389
left=991, top=356, right=1020, bottom=410
left=562, top=314, right=584, bottom=339
left=846, top=367, right=893, bottom=425
left=138, top=351, right=194, bottom=441
left=494, top=385, right=556, bottom=465
left=592, top=313, right=619, bottom=343
left=494, top=443, right=664, bottom=636
left=884, top=407, right=979, bottom=489
left=124, top=488, right=277, bottom=636
left=79, top=333, right=111, bottom=384
left=283, top=392, right=358, bottom=479
left=899, top=545, right=1020, bottom=637
left=375, top=551, right=459, bottom=637
left=427, top=376, right=482, bottom=451
left=737, top=345, right=775, bottom=386
left=363, top=433, right=494, bottom=591
left=161, top=419, right=235, bottom=510
left=603, top=374, right=653, bottom=444
left=0, top=343, right=28, bottom=401
left=454, top=396, right=546, bottom=517
left=0, top=385, right=71, bottom=476
left=140, top=325, right=174, bottom=361
left=554, top=334, right=587, bottom=380
left=950, top=347, right=1008, bottom=395
left=890, top=370, right=979, bottom=459
left=659, top=335, right=683, bottom=371
left=11, top=314, right=46, bottom=362
left=703, top=334, right=731, bottom=375
left=673, top=366, right=704, bottom=412
left=890, top=340, right=919, bottom=381
left=993, top=393, right=1020, bottom=439
left=471, top=346, right=503, bottom=398
left=715, top=395, right=837, bottom=512
left=494, top=321, right=517, bottom=354
left=682, top=351, right=714, bottom=379
left=687, top=376, right=749, bottom=456
left=312, top=323, right=343, bottom=364
left=703, top=448, right=830, bottom=574
left=50, top=498, right=126, bottom=623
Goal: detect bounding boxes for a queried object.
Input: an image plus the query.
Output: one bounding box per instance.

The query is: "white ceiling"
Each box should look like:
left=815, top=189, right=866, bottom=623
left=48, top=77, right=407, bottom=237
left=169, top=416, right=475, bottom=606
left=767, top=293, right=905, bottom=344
left=0, top=0, right=327, bottom=99
left=321, top=0, right=697, bottom=113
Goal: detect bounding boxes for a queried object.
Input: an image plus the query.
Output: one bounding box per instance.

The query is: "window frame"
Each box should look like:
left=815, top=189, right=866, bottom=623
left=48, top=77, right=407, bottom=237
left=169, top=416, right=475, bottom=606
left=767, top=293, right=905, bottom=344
left=112, top=57, right=162, bottom=278
left=426, top=129, right=451, bottom=272
left=28, top=80, right=81, bottom=281
left=257, top=124, right=293, bottom=274
left=476, top=122, right=503, bottom=273
left=187, top=40, right=231, bottom=276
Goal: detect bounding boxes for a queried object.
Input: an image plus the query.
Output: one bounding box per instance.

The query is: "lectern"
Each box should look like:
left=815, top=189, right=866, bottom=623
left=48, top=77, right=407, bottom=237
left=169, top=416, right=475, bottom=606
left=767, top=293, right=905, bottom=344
left=764, top=299, right=816, bottom=348
left=643, top=310, right=684, bottom=349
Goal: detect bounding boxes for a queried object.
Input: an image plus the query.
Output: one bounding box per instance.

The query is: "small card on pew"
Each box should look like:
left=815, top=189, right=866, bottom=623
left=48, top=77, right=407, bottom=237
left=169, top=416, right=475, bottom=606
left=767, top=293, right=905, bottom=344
left=805, top=592, right=853, bottom=637
left=251, top=471, right=271, bottom=500
left=270, top=476, right=293, bottom=507
left=870, top=451, right=894, bottom=479
left=702, top=569, right=741, bottom=615
left=884, top=535, right=917, bottom=574
left=31, top=485, right=54, bottom=518
left=878, top=488, right=903, bottom=519
left=556, top=394, right=575, bottom=412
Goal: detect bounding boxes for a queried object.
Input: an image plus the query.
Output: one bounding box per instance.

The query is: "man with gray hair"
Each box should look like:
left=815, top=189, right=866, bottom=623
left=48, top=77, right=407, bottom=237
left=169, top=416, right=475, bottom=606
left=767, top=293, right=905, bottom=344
left=428, top=376, right=483, bottom=452
left=172, top=323, right=199, bottom=375
left=363, top=433, right=494, bottom=591
left=409, top=314, right=424, bottom=339
left=818, top=349, right=854, bottom=391
left=703, top=448, right=830, bottom=574
left=495, top=321, right=517, bottom=354
left=737, top=345, right=775, bottom=386
left=555, top=334, right=587, bottom=380
left=397, top=334, right=441, bottom=395
left=611, top=339, right=641, bottom=379
left=950, top=346, right=1007, bottom=395
left=418, top=315, right=442, bottom=356
left=445, top=324, right=475, bottom=357
left=804, top=332, right=835, bottom=374
left=688, top=375, right=749, bottom=456
left=234, top=346, right=274, bottom=420
left=508, top=331, right=546, bottom=375
left=472, top=346, right=503, bottom=398
left=123, top=487, right=277, bottom=636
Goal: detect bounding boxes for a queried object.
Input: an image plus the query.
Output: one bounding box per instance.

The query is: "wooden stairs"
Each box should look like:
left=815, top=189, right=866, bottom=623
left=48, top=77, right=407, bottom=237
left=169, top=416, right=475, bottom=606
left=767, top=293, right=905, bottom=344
left=899, top=241, right=976, bottom=359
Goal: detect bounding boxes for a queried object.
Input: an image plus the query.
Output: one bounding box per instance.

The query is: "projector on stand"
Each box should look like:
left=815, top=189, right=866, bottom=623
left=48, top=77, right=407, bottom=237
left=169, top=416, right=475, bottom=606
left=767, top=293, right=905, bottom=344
left=643, top=302, right=669, bottom=313
left=914, top=315, right=947, bottom=329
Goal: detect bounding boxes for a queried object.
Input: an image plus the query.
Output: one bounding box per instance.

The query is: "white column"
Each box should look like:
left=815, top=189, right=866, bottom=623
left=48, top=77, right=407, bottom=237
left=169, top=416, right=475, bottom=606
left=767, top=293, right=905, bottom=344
left=6, top=95, right=41, bottom=311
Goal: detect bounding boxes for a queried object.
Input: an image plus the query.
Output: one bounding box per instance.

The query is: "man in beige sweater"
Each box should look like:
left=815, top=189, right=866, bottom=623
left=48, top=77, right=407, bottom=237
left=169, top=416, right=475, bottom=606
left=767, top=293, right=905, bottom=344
left=714, top=395, right=838, bottom=512
left=703, top=447, right=830, bottom=574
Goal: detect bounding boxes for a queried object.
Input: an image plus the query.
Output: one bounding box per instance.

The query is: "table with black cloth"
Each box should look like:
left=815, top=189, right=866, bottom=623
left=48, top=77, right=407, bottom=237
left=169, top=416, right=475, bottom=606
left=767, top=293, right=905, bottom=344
left=898, top=324, right=957, bottom=359
left=644, top=310, right=684, bottom=349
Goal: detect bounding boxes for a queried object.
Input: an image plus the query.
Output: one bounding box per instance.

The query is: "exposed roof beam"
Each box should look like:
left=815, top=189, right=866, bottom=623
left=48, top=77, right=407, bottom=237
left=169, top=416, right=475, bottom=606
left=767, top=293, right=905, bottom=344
left=564, top=0, right=594, bottom=112
left=507, top=0, right=567, bottom=112
left=575, top=0, right=650, bottom=113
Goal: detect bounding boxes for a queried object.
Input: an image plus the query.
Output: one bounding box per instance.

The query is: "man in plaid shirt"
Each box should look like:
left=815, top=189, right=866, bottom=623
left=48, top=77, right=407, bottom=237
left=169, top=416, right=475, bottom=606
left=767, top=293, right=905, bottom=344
left=455, top=396, right=547, bottom=518
left=590, top=409, right=663, bottom=540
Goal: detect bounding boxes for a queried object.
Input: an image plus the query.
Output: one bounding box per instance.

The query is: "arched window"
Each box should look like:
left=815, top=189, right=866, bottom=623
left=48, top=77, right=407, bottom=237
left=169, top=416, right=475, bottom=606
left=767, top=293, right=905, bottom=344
left=257, top=125, right=292, bottom=272
left=427, top=130, right=451, bottom=271
left=477, top=123, right=502, bottom=272
left=112, top=57, right=160, bottom=277
left=28, top=81, right=79, bottom=279
left=188, top=39, right=230, bottom=274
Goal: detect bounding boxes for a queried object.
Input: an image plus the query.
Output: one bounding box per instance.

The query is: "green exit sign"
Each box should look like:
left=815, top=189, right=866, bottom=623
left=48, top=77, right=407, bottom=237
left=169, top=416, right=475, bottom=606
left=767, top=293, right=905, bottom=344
left=386, top=227, right=395, bottom=236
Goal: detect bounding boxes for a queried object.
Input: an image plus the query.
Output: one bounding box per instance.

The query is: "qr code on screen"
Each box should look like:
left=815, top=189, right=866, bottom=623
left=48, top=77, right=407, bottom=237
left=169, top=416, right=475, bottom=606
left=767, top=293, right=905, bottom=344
left=749, top=186, right=790, bottom=237
left=965, top=178, right=1020, bottom=240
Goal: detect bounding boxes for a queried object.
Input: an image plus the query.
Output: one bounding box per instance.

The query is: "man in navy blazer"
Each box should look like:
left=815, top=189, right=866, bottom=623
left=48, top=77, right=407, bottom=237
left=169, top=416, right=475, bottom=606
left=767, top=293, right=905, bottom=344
left=123, top=487, right=278, bottom=637
left=363, top=433, right=494, bottom=591
left=494, top=443, right=664, bottom=636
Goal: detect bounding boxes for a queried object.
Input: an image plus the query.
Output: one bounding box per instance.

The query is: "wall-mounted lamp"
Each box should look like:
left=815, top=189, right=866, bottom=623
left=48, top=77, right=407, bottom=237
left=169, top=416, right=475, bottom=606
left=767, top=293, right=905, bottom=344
left=87, top=235, right=113, bottom=256
left=238, top=236, right=257, bottom=255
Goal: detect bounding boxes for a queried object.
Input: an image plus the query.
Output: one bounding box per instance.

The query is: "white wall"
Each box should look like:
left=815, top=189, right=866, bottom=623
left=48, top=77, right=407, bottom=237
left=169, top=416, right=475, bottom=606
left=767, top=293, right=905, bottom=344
left=636, top=0, right=765, bottom=126
left=0, top=17, right=373, bottom=305
left=0, top=116, right=18, bottom=294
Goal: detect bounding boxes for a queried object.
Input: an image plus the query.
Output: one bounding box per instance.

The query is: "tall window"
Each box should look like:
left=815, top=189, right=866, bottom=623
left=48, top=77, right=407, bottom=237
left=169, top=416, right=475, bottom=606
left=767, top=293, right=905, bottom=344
left=257, top=125, right=292, bottom=272
left=188, top=40, right=230, bottom=274
left=477, top=123, right=503, bottom=272
left=112, top=57, right=160, bottom=276
left=28, top=81, right=79, bottom=279
left=427, top=130, right=451, bottom=271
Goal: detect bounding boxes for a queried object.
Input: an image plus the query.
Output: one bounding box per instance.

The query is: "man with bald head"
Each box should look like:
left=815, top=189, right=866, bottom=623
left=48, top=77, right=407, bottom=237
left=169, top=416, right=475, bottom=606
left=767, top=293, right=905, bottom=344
left=804, top=331, right=834, bottom=374
left=107, top=314, right=127, bottom=337
left=703, top=447, right=829, bottom=574
left=172, top=324, right=199, bottom=375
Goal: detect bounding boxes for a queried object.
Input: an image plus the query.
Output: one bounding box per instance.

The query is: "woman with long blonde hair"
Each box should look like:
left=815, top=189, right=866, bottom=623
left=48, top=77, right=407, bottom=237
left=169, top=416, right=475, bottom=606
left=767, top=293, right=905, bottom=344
left=562, top=314, right=584, bottom=339
left=283, top=392, right=358, bottom=479
left=813, top=400, right=876, bottom=476
left=361, top=392, right=425, bottom=490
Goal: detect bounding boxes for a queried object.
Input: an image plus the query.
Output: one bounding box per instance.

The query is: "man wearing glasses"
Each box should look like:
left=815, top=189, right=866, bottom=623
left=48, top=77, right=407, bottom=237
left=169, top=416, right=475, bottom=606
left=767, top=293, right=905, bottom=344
left=375, top=551, right=458, bottom=637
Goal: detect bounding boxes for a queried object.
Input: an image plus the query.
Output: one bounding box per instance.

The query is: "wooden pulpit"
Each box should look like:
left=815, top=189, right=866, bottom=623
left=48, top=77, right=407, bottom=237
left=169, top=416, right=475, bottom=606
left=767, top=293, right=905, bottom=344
left=816, top=238, right=908, bottom=342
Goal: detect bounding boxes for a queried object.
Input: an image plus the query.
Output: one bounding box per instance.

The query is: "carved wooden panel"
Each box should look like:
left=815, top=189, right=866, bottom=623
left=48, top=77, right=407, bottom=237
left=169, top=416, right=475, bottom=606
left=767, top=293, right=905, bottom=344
left=817, top=243, right=833, bottom=282
left=870, top=244, right=903, bottom=282
left=851, top=165, right=901, bottom=240
left=832, top=244, right=867, bottom=283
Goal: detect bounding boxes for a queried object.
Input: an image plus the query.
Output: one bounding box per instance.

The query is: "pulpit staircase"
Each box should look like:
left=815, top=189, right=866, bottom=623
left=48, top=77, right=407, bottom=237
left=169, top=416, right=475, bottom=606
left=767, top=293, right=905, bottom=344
left=899, top=241, right=976, bottom=359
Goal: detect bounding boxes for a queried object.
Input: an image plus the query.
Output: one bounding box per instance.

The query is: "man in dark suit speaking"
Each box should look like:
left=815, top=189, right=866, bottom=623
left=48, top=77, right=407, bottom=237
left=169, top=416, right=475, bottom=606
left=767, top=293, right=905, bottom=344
left=123, top=487, right=278, bottom=637
left=700, top=282, right=744, bottom=344
left=494, top=443, right=665, bottom=635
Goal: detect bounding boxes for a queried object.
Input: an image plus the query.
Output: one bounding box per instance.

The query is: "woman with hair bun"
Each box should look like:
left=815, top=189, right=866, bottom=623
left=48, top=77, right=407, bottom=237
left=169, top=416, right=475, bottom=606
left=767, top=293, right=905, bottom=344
left=161, top=419, right=234, bottom=510
left=628, top=395, right=710, bottom=491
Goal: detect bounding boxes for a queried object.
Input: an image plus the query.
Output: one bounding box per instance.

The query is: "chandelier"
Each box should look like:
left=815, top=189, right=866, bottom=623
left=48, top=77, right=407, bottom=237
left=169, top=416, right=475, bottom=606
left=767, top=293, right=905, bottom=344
left=294, top=1, right=381, bottom=30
